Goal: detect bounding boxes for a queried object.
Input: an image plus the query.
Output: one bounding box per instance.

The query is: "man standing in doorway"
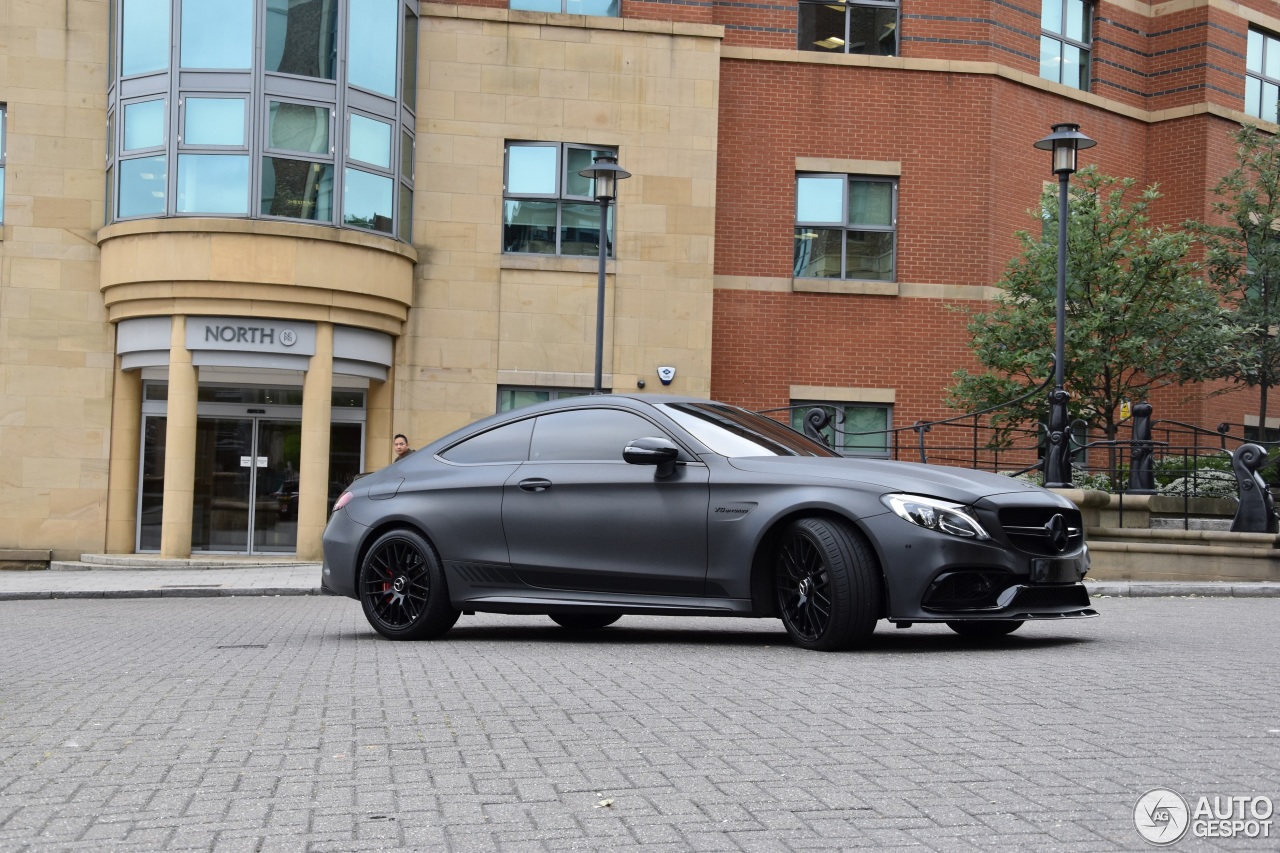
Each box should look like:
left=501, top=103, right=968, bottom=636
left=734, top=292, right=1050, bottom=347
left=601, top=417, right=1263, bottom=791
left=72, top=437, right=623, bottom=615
left=392, top=434, right=414, bottom=463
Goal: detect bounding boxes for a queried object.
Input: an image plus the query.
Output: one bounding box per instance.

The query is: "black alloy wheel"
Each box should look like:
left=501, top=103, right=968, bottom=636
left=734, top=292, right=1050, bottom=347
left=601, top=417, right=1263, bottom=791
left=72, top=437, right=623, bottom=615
left=359, top=529, right=460, bottom=640
left=549, top=613, right=621, bottom=630
left=775, top=517, right=882, bottom=651
left=946, top=619, right=1025, bottom=638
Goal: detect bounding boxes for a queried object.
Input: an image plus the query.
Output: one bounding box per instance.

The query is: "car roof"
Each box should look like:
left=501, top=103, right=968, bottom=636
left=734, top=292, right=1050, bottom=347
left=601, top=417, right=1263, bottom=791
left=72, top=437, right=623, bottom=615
left=420, top=394, right=729, bottom=454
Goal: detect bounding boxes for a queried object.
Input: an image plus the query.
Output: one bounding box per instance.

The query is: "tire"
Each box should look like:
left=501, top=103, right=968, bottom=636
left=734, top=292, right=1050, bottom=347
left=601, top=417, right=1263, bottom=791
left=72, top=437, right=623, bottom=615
left=774, top=517, right=883, bottom=651
left=549, top=613, right=621, bottom=630
left=946, top=620, right=1024, bottom=638
left=359, top=528, right=460, bottom=640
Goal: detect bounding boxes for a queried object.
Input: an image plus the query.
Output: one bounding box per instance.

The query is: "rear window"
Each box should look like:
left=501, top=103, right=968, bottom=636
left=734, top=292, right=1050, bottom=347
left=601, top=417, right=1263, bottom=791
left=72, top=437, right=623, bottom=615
left=438, top=418, right=533, bottom=464
left=659, top=402, right=837, bottom=458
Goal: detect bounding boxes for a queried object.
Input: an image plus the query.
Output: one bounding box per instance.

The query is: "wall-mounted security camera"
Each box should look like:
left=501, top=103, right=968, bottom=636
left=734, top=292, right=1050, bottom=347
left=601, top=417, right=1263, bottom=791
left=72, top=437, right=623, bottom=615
left=657, top=366, right=676, bottom=386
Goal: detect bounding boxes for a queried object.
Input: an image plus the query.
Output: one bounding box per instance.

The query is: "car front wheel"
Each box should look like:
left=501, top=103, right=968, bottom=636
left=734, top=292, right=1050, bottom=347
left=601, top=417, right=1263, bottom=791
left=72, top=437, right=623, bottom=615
left=359, top=529, right=460, bottom=641
left=775, top=517, right=882, bottom=651
left=946, top=620, right=1024, bottom=638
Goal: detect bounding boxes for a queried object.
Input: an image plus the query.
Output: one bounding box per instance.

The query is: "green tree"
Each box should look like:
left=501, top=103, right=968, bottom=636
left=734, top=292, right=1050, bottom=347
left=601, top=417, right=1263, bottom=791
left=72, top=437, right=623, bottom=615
left=948, top=167, right=1240, bottom=477
left=1188, top=124, right=1280, bottom=439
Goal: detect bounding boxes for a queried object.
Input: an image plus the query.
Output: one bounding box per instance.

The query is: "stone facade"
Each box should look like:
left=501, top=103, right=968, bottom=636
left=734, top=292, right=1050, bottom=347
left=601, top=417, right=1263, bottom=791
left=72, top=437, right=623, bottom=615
left=6, top=0, right=1280, bottom=560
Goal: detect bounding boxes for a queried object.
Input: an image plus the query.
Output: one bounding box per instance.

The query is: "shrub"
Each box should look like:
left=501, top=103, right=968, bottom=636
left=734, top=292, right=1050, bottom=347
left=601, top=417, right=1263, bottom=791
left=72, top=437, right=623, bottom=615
left=1156, top=469, right=1239, bottom=500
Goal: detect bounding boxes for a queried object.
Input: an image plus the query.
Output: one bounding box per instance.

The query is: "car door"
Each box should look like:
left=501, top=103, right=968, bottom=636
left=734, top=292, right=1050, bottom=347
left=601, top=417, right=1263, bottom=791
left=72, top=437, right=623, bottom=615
left=502, top=407, right=710, bottom=596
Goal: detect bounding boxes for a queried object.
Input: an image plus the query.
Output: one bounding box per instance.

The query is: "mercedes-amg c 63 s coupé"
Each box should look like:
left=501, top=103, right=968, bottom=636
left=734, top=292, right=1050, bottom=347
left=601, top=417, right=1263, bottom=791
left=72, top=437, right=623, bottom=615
left=322, top=395, right=1095, bottom=650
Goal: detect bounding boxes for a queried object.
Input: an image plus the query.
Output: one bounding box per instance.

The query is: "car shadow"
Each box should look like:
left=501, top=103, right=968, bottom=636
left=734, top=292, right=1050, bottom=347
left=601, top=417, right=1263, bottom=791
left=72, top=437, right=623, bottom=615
left=343, top=622, right=1095, bottom=653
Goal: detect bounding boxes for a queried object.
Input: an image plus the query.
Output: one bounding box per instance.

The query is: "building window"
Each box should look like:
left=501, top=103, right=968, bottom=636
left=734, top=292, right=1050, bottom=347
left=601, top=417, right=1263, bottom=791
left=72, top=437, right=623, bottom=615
left=106, top=0, right=416, bottom=241
left=504, top=142, right=618, bottom=257
left=498, top=386, right=592, bottom=412
left=0, top=105, right=6, bottom=225
left=794, top=174, right=896, bottom=281
left=1040, top=0, right=1091, bottom=91
left=798, top=0, right=897, bottom=55
left=1247, top=28, right=1280, bottom=123
left=509, top=0, right=619, bottom=16
left=790, top=402, right=891, bottom=457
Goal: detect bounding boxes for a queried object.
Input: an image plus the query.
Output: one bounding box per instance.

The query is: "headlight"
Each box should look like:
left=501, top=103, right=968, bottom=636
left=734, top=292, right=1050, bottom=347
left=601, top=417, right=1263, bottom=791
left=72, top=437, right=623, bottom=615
left=881, top=494, right=990, bottom=540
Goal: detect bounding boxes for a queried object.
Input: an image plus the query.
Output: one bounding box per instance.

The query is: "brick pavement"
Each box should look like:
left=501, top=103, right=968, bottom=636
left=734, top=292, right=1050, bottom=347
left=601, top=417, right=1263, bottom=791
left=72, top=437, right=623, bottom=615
left=0, top=596, right=1277, bottom=851
left=1, top=563, right=1278, bottom=601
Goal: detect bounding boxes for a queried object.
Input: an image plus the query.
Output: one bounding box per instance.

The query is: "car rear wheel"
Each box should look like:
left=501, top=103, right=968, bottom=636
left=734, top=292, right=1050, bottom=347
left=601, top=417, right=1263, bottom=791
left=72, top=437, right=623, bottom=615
left=359, top=529, right=460, bottom=641
left=775, top=517, right=882, bottom=651
left=946, top=620, right=1024, bottom=638
left=549, top=613, right=621, bottom=630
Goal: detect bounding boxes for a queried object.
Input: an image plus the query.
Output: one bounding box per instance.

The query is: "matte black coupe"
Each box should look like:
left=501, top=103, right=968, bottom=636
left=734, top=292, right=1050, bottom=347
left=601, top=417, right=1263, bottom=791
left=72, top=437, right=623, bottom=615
left=322, top=395, right=1095, bottom=650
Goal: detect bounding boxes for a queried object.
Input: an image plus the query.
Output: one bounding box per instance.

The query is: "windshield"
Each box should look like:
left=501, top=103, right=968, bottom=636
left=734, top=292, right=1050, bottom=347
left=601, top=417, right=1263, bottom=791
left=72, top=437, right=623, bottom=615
left=659, top=402, right=838, bottom=458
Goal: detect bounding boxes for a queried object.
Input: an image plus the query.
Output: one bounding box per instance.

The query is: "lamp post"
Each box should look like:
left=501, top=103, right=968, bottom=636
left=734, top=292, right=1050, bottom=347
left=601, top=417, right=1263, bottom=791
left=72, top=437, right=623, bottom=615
left=577, top=153, right=631, bottom=394
left=1033, top=123, right=1095, bottom=488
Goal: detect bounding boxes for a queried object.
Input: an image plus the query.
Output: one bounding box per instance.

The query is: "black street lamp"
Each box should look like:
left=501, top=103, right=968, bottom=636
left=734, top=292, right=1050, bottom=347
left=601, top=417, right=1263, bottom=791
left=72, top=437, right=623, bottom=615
left=1033, top=122, right=1095, bottom=488
left=577, top=153, right=631, bottom=394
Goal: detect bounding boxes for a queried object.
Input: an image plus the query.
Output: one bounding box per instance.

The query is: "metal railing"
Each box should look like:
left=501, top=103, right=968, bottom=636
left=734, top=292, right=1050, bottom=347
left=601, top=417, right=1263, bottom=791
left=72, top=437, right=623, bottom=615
left=759, top=391, right=1280, bottom=533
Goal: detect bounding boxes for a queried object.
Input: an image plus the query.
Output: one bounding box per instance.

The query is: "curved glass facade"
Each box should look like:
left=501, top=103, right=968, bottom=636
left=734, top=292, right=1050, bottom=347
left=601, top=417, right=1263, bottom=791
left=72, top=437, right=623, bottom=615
left=107, top=0, right=417, bottom=241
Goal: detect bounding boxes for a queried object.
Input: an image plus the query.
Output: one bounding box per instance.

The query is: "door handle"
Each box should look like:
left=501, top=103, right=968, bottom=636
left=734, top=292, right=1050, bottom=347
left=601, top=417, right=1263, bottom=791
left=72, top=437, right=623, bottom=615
left=518, top=478, right=552, bottom=492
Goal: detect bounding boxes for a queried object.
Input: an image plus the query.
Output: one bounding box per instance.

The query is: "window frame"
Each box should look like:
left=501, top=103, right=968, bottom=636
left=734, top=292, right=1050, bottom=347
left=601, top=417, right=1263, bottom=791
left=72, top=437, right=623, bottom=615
left=1247, top=27, right=1280, bottom=123
left=503, top=141, right=619, bottom=258
left=105, top=0, right=419, bottom=241
left=789, top=401, right=893, bottom=458
left=508, top=0, right=620, bottom=17
left=1040, top=0, right=1092, bottom=91
left=793, top=173, right=898, bottom=282
left=497, top=386, right=594, bottom=413
left=797, top=0, right=899, bottom=56
left=0, top=104, right=6, bottom=225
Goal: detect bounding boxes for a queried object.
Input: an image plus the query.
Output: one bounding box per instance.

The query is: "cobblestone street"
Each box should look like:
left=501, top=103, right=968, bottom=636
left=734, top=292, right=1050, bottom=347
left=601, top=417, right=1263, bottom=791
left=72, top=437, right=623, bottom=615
left=1, top=596, right=1277, bottom=852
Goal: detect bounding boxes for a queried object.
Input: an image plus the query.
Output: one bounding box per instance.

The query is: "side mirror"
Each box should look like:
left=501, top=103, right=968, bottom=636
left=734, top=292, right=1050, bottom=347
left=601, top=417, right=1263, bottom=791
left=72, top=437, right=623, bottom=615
left=624, top=436, right=680, bottom=479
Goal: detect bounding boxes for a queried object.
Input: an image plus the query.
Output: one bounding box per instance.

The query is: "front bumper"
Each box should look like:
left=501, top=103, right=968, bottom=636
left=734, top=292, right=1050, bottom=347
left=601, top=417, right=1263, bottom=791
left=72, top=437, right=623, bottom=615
left=862, top=512, right=1094, bottom=622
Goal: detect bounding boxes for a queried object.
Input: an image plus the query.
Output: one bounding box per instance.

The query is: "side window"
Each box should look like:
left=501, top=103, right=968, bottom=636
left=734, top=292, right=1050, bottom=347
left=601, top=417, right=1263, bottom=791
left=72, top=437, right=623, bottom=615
left=798, top=0, right=897, bottom=55
left=789, top=402, right=891, bottom=457
left=0, top=105, right=6, bottom=225
left=795, top=174, right=896, bottom=281
left=503, top=141, right=617, bottom=257
left=510, top=0, right=619, bottom=17
left=439, top=418, right=534, bottom=464
left=530, top=409, right=662, bottom=462
left=498, top=386, right=591, bottom=412
left=1040, top=0, right=1092, bottom=91
left=1246, top=28, right=1280, bottom=123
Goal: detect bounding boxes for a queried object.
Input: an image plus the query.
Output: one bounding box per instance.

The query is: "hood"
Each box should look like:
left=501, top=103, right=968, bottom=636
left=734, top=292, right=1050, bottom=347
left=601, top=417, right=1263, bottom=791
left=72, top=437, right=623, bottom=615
left=726, top=455, right=1062, bottom=504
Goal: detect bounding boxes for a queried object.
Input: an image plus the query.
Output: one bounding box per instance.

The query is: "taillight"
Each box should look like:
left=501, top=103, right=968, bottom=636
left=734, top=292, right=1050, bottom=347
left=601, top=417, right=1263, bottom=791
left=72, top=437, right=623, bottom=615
left=333, top=491, right=354, bottom=512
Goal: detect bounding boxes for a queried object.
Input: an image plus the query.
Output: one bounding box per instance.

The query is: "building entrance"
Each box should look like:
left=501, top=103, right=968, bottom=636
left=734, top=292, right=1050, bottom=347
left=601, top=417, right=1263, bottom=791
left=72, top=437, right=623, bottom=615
left=194, top=416, right=301, bottom=553
left=137, top=381, right=366, bottom=554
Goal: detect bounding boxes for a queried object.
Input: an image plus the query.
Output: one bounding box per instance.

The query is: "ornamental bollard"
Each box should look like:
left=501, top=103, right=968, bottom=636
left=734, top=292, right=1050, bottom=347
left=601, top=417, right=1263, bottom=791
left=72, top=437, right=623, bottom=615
left=803, top=407, right=831, bottom=446
left=1230, top=443, right=1279, bottom=534
left=1126, top=402, right=1155, bottom=493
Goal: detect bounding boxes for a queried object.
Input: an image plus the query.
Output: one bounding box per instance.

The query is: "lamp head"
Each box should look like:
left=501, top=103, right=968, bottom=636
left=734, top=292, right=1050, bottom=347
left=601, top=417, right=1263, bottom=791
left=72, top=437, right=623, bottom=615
left=577, top=153, right=631, bottom=201
left=1033, top=123, right=1096, bottom=175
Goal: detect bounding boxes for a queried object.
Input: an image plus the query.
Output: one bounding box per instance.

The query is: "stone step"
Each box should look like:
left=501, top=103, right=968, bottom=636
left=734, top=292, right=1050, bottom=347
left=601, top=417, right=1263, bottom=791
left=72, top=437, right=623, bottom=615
left=50, top=554, right=319, bottom=572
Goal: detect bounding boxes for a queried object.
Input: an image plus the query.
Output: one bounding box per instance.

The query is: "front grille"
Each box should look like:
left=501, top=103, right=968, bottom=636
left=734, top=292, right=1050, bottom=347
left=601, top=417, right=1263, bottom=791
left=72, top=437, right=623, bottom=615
left=1005, top=584, right=1092, bottom=611
left=921, top=571, right=1008, bottom=611
left=998, top=506, right=1085, bottom=556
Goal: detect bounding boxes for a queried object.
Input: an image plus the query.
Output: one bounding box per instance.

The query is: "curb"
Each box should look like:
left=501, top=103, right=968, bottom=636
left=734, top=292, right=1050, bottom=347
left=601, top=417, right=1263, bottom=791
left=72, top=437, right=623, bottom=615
left=0, top=588, right=323, bottom=601
left=1085, top=581, right=1280, bottom=597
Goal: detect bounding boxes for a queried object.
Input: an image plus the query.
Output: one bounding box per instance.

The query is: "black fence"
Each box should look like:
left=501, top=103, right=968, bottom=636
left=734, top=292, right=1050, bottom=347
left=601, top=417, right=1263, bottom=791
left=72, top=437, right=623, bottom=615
left=759, top=390, right=1280, bottom=533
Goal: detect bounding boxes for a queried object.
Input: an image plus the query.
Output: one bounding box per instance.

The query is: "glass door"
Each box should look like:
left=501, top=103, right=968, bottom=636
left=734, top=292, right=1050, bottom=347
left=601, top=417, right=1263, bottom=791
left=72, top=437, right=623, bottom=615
left=253, top=419, right=301, bottom=553
left=192, top=417, right=255, bottom=552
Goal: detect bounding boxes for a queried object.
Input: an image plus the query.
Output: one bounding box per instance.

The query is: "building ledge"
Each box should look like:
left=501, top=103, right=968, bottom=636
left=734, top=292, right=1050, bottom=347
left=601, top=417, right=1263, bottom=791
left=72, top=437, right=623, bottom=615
left=97, top=217, right=418, bottom=264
